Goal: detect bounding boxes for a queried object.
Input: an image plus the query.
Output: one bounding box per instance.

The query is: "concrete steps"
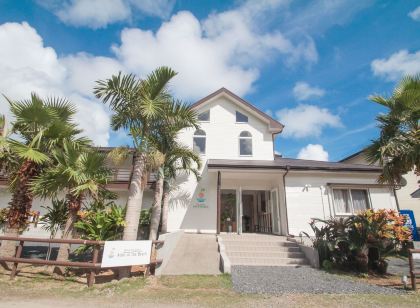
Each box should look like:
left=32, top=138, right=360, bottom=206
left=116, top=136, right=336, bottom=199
left=218, top=233, right=309, bottom=272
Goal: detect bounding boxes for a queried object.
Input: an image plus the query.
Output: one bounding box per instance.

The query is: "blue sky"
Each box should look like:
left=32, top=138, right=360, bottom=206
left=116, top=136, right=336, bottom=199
left=0, top=0, right=419, bottom=161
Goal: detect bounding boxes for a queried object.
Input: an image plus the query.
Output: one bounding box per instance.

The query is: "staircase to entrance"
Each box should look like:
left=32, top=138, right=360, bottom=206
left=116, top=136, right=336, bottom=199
left=217, top=233, right=309, bottom=273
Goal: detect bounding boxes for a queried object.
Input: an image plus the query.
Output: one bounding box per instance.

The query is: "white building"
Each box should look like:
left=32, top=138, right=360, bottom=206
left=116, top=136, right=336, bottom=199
left=0, top=88, right=399, bottom=237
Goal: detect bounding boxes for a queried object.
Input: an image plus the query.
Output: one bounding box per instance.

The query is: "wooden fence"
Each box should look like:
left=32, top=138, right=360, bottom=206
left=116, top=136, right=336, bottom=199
left=409, top=248, right=420, bottom=290
left=0, top=236, right=163, bottom=287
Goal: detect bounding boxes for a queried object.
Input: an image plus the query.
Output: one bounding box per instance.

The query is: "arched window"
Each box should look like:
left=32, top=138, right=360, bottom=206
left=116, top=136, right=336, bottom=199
left=239, top=131, right=252, bottom=156
left=193, top=129, right=206, bottom=154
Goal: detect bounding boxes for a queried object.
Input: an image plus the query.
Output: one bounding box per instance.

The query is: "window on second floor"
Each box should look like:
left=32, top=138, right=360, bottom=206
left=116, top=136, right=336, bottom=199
left=236, top=111, right=248, bottom=123
left=239, top=131, right=252, bottom=156
left=193, top=129, right=206, bottom=154
left=332, top=188, right=370, bottom=215
left=198, top=110, right=210, bottom=122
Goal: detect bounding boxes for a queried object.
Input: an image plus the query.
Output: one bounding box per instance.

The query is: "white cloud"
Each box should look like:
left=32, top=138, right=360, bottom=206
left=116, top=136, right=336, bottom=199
left=371, top=50, right=420, bottom=81
left=0, top=22, right=111, bottom=145
left=409, top=6, right=420, bottom=21
left=38, top=0, right=175, bottom=29
left=297, top=144, right=329, bottom=161
left=276, top=104, right=342, bottom=138
left=293, top=82, right=325, bottom=101
left=113, top=5, right=317, bottom=100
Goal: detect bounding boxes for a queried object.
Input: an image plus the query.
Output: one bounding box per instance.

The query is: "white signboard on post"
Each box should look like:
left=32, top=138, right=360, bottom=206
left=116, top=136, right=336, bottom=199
left=101, top=240, right=152, bottom=268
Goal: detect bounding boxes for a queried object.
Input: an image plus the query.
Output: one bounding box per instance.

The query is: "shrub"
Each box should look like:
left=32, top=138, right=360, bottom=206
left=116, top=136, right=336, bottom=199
left=308, top=209, right=411, bottom=274
left=74, top=202, right=126, bottom=254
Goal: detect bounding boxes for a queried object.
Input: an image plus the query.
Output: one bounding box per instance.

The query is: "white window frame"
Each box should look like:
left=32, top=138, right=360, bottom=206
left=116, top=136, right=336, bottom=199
left=198, top=110, right=210, bottom=122
left=331, top=187, right=371, bottom=216
left=193, top=129, right=206, bottom=155
left=238, top=131, right=252, bottom=157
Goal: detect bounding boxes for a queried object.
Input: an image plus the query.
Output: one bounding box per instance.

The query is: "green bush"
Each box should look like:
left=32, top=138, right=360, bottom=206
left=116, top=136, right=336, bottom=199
left=74, top=202, right=126, bottom=254
left=308, top=209, right=411, bottom=274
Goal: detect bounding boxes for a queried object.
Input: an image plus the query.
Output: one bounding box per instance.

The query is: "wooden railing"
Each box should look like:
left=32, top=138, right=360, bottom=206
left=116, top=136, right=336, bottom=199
left=409, top=249, right=420, bottom=290
left=109, top=168, right=132, bottom=182
left=0, top=236, right=163, bottom=287
left=257, top=212, right=272, bottom=234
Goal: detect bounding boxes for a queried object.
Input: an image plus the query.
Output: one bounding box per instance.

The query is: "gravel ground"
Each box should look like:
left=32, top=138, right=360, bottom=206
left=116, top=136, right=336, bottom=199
left=231, top=266, right=403, bottom=294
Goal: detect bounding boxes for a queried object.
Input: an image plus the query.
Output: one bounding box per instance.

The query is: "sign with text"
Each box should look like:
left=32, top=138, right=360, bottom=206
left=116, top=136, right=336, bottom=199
left=101, top=240, right=152, bottom=268
left=400, top=210, right=420, bottom=241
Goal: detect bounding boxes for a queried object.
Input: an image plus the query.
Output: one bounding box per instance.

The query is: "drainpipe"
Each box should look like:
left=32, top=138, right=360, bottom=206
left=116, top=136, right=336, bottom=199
left=282, top=165, right=290, bottom=235
left=393, top=187, right=401, bottom=211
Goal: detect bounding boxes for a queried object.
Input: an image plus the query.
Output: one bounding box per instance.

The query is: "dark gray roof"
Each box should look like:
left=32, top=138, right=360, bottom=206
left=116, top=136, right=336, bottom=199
left=411, top=188, right=420, bottom=198
left=207, top=156, right=382, bottom=172
left=339, top=149, right=366, bottom=162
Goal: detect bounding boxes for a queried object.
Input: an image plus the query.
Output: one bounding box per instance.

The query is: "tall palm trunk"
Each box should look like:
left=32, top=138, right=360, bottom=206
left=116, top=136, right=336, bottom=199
left=160, top=184, right=170, bottom=234
left=54, top=195, right=81, bottom=274
left=119, top=152, right=147, bottom=278
left=0, top=160, right=37, bottom=257
left=149, top=174, right=164, bottom=241
left=0, top=227, right=19, bottom=269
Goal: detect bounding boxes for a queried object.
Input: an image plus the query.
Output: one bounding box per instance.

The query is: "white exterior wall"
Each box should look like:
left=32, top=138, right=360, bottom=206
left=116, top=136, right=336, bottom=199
left=177, top=96, right=275, bottom=161
left=167, top=95, right=276, bottom=232
left=285, top=171, right=398, bottom=236
left=342, top=152, right=420, bottom=223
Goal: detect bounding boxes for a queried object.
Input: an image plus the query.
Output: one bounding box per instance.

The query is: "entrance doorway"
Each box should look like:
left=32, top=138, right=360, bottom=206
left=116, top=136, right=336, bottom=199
left=219, top=188, right=282, bottom=235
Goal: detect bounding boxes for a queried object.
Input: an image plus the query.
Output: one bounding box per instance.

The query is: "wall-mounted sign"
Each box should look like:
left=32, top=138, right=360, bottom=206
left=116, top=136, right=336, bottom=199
left=400, top=210, right=419, bottom=241
left=101, top=240, right=152, bottom=268
left=193, top=188, right=208, bottom=208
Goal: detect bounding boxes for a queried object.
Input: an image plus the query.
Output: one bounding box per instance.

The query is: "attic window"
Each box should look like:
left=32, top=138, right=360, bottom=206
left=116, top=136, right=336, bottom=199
left=236, top=111, right=248, bottom=123
left=198, top=110, right=210, bottom=122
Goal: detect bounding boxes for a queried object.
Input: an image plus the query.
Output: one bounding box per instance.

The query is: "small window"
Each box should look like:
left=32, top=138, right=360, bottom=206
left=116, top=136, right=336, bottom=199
left=236, top=111, right=248, bottom=123
left=198, top=110, right=210, bottom=122
left=239, top=131, right=252, bottom=156
left=332, top=188, right=369, bottom=215
left=193, top=129, right=206, bottom=154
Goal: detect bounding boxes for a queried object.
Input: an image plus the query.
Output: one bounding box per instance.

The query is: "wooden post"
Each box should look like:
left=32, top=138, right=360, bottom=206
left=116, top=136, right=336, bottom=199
left=10, top=240, right=24, bottom=279
left=87, top=245, right=99, bottom=287
left=409, top=250, right=416, bottom=290
left=217, top=171, right=221, bottom=234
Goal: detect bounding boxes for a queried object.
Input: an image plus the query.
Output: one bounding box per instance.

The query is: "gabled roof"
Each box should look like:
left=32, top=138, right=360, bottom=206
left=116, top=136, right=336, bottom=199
left=339, top=149, right=366, bottom=162
left=191, top=87, right=284, bottom=133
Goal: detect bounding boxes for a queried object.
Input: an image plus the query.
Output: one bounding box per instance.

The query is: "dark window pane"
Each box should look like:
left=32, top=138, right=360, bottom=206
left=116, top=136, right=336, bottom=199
left=236, top=111, right=248, bottom=123
left=239, top=131, right=251, bottom=137
left=193, top=137, right=206, bottom=154
left=240, top=138, right=252, bottom=155
left=198, top=110, right=210, bottom=122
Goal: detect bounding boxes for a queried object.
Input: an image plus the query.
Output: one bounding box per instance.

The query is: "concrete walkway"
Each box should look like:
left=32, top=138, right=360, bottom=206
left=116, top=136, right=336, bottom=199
left=161, top=233, right=221, bottom=275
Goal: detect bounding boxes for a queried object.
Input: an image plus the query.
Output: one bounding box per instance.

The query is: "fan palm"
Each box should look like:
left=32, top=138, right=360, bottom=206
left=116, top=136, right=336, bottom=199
left=0, top=94, right=88, bottom=258
left=94, top=67, right=179, bottom=275
left=31, top=141, right=111, bottom=267
left=366, top=75, right=420, bottom=185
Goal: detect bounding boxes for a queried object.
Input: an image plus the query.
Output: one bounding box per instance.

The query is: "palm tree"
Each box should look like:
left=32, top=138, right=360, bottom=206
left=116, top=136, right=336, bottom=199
left=146, top=100, right=199, bottom=240
left=366, top=75, right=420, bottom=185
left=31, top=141, right=111, bottom=269
left=0, top=94, right=88, bottom=258
left=94, top=67, right=177, bottom=262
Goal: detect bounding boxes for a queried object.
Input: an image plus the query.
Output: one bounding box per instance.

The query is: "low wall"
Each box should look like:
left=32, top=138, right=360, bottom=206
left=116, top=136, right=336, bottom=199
left=155, top=230, right=184, bottom=276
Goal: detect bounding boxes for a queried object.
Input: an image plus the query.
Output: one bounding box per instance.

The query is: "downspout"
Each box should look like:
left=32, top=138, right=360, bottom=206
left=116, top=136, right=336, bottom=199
left=282, top=165, right=290, bottom=235
left=393, top=187, right=401, bottom=211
